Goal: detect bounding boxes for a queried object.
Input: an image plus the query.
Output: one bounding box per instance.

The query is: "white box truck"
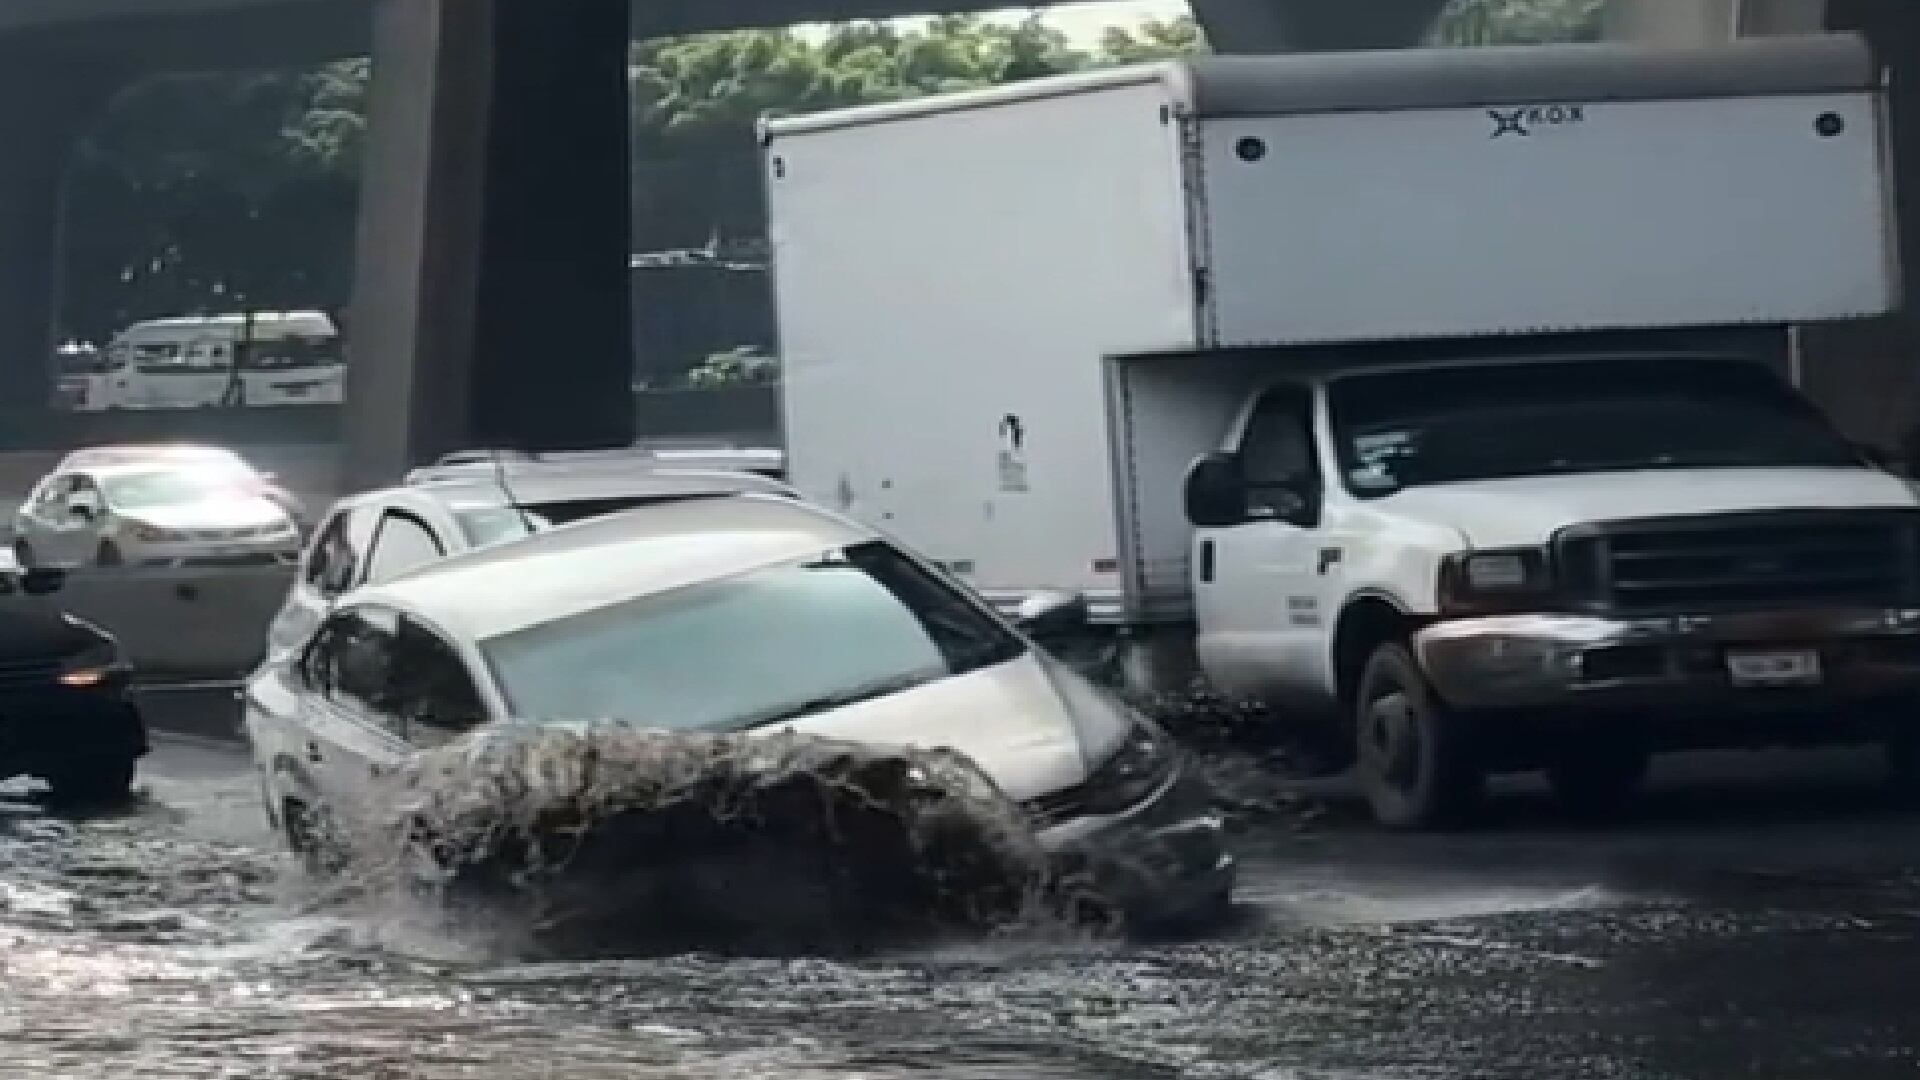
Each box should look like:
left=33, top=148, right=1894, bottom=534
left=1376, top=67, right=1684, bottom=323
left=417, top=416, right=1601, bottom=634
left=763, top=35, right=1920, bottom=828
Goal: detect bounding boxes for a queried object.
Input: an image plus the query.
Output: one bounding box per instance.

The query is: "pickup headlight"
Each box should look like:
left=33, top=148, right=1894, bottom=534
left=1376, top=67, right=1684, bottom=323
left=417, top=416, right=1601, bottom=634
left=1078, top=718, right=1178, bottom=817
left=1438, top=547, right=1557, bottom=616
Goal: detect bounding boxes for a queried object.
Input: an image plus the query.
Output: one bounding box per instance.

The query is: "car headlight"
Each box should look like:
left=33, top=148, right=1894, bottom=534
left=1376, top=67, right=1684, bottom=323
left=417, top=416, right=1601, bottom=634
left=1078, top=718, right=1178, bottom=818
left=1437, top=546, right=1557, bottom=616
left=60, top=639, right=125, bottom=688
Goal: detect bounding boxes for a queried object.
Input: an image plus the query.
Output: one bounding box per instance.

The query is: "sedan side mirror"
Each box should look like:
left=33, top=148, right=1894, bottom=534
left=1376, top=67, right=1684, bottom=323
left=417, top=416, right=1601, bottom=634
left=1015, top=589, right=1089, bottom=644
left=1184, top=453, right=1247, bottom=529
left=22, top=568, right=66, bottom=596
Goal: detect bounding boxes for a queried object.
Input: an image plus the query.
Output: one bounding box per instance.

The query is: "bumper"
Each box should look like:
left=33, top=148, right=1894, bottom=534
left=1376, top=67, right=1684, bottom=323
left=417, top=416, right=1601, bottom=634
left=0, top=682, right=147, bottom=776
left=127, top=538, right=299, bottom=569
left=1035, top=759, right=1236, bottom=925
left=1416, top=606, right=1920, bottom=715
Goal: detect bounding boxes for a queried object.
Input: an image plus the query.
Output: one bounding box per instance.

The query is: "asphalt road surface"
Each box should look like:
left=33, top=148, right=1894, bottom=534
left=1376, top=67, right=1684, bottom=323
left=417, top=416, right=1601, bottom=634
left=8, top=731, right=1920, bottom=1078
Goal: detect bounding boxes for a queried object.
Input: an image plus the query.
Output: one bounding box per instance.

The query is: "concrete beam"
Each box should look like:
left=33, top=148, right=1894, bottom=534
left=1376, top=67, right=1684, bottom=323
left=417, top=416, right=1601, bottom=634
left=1190, top=0, right=1451, bottom=52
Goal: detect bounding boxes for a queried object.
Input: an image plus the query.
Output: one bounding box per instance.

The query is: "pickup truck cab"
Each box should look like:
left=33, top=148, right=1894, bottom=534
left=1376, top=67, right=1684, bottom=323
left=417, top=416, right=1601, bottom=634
left=1181, top=342, right=1920, bottom=826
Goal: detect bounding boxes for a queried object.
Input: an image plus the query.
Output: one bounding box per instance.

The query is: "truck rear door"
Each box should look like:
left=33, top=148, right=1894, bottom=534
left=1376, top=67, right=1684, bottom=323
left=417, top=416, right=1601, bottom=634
left=1103, top=350, right=1278, bottom=626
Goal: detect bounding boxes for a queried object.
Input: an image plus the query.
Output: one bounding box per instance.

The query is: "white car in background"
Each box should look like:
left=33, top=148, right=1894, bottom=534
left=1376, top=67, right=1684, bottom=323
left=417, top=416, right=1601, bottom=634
left=55, top=443, right=309, bottom=529
left=12, top=462, right=302, bottom=570
left=407, top=441, right=786, bottom=484
left=264, top=458, right=796, bottom=662
left=243, top=495, right=1234, bottom=925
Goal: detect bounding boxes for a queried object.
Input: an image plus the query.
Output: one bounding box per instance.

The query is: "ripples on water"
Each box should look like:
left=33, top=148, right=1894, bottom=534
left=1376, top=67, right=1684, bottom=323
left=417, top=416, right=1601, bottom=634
left=0, top=704, right=1336, bottom=1079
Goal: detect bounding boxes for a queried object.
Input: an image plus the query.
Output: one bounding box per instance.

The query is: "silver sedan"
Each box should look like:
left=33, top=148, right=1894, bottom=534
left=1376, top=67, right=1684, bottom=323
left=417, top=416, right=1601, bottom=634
left=13, top=463, right=301, bottom=570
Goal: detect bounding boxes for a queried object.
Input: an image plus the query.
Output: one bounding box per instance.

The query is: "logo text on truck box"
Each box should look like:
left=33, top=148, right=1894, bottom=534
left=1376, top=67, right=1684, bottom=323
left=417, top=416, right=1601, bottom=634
left=1487, top=104, right=1586, bottom=139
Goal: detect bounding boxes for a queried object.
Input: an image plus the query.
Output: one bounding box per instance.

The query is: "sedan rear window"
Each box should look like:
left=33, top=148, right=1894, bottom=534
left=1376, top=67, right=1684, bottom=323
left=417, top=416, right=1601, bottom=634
left=481, top=541, right=1024, bottom=732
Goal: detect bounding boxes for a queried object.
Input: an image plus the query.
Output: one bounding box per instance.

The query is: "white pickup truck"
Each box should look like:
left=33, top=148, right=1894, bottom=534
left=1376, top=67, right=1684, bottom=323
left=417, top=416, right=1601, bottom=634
left=762, top=35, right=1920, bottom=827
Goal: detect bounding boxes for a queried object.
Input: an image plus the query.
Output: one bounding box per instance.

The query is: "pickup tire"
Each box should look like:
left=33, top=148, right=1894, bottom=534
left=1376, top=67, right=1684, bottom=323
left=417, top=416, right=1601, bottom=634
left=1353, top=643, right=1484, bottom=829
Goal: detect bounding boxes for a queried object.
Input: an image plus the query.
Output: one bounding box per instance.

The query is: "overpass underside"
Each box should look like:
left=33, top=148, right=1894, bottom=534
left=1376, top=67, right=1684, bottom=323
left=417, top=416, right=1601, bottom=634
left=2, top=0, right=1915, bottom=482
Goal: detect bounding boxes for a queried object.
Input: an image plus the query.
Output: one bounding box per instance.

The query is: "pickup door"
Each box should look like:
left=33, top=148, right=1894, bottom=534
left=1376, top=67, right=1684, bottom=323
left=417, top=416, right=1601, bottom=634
left=1194, top=385, right=1341, bottom=703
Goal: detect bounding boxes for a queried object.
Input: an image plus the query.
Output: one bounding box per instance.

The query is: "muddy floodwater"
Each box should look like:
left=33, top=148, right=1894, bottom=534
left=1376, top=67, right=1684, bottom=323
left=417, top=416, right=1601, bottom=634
left=6, top=736, right=1920, bottom=1079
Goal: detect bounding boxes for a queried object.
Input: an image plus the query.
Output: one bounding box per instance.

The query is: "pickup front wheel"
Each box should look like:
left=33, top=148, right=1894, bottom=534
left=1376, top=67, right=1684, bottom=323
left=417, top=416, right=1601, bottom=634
left=1353, top=643, right=1484, bottom=830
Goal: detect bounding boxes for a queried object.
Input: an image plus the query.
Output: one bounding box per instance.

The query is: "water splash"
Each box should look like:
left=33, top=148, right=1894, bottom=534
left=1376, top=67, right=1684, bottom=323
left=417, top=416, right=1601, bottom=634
left=340, top=723, right=1114, bottom=958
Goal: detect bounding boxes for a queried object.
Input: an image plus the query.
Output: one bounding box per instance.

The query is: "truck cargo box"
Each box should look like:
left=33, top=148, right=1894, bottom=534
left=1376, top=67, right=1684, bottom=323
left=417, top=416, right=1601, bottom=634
left=763, top=35, right=1895, bottom=621
left=1185, top=37, right=1894, bottom=345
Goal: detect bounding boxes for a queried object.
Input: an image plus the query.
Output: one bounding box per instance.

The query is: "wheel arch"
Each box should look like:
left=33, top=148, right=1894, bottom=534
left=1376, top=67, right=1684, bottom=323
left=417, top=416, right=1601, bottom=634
left=1331, top=590, right=1423, bottom=711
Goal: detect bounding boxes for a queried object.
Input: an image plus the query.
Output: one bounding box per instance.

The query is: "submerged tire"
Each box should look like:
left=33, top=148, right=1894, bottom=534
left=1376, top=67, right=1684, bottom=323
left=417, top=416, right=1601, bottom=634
left=45, top=757, right=136, bottom=808
left=1353, top=643, right=1484, bottom=830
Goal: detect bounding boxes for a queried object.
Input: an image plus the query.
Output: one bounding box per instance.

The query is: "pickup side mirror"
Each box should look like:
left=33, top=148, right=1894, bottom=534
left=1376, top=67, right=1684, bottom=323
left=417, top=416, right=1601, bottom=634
left=1185, top=453, right=1247, bottom=528
left=22, top=567, right=66, bottom=596
left=1015, top=589, right=1089, bottom=644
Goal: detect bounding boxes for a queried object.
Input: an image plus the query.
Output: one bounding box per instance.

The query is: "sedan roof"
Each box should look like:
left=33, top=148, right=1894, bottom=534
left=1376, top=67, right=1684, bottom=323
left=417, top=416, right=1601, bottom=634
left=406, top=464, right=795, bottom=512
left=354, top=494, right=871, bottom=642
left=57, top=443, right=253, bottom=472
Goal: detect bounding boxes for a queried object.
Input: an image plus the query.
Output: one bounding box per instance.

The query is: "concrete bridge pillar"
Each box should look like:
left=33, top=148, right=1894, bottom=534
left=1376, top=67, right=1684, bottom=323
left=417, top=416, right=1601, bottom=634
left=0, top=45, right=127, bottom=447
left=344, top=0, right=634, bottom=488
left=1189, top=0, right=1451, bottom=52
left=1604, top=0, right=1826, bottom=42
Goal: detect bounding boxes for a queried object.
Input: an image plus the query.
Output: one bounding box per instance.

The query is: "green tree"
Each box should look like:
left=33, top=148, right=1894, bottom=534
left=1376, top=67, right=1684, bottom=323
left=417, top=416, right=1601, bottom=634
left=58, top=1, right=1602, bottom=351
left=1100, top=17, right=1209, bottom=63
left=1435, top=0, right=1605, bottom=45
left=64, top=68, right=359, bottom=341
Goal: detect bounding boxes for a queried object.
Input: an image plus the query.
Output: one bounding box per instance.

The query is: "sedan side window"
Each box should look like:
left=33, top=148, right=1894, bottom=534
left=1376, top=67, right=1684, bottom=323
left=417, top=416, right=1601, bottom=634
left=363, top=512, right=446, bottom=586
left=386, top=617, right=486, bottom=747
left=302, top=608, right=401, bottom=724
left=33, top=476, right=76, bottom=515
left=305, top=510, right=358, bottom=596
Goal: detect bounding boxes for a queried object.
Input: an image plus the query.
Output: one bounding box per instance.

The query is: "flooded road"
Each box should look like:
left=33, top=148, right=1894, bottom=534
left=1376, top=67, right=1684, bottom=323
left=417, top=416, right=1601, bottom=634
left=8, top=735, right=1920, bottom=1078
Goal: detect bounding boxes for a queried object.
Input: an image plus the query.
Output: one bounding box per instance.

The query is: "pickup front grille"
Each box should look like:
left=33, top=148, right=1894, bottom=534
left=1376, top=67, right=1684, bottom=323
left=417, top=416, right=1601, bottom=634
left=1556, top=510, right=1920, bottom=615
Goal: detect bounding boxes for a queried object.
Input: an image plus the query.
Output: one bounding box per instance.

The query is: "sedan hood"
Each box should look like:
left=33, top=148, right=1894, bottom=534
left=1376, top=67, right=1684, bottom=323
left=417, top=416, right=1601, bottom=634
left=1372, top=467, right=1918, bottom=550
left=780, top=655, right=1095, bottom=803
left=125, top=496, right=291, bottom=532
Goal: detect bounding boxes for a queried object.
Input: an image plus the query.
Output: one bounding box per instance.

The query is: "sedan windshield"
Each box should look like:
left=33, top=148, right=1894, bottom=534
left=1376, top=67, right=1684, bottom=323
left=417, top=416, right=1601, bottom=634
left=481, top=540, right=1025, bottom=731
left=1330, top=356, right=1859, bottom=495
left=101, top=469, right=250, bottom=509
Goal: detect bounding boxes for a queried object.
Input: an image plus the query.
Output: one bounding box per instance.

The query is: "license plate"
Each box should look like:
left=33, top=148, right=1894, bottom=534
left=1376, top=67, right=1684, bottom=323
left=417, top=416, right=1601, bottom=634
left=1726, top=649, right=1822, bottom=688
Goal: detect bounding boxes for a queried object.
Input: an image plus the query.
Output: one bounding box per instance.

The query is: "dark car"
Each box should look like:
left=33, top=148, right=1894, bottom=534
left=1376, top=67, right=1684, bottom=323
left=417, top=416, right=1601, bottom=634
left=0, top=563, right=145, bottom=804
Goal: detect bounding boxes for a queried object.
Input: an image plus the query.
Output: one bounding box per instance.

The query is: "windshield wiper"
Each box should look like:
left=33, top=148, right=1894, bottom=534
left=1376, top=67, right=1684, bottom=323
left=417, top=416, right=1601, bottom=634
left=733, top=670, right=940, bottom=731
